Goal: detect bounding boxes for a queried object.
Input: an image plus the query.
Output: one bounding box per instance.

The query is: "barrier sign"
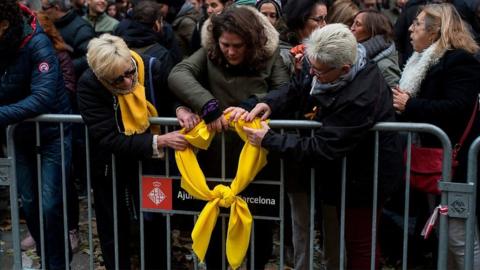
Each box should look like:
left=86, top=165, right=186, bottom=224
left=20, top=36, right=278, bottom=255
left=142, top=176, right=280, bottom=218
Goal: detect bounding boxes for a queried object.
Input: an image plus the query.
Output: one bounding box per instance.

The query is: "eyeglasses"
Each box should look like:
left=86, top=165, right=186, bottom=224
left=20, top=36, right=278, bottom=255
left=41, top=4, right=54, bottom=11
left=108, top=61, right=137, bottom=86
left=305, top=57, right=336, bottom=77
left=309, top=15, right=327, bottom=23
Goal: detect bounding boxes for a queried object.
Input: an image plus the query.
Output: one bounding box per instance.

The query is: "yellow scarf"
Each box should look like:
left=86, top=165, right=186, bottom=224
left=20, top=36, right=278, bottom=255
left=117, top=50, right=159, bottom=135
left=175, top=113, right=268, bottom=270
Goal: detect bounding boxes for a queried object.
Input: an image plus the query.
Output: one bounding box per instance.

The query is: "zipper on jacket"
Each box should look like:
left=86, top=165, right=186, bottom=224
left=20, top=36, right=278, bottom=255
left=113, top=96, right=122, bottom=133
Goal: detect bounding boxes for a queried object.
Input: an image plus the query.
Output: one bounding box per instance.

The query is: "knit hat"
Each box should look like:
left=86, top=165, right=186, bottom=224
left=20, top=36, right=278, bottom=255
left=256, top=0, right=282, bottom=18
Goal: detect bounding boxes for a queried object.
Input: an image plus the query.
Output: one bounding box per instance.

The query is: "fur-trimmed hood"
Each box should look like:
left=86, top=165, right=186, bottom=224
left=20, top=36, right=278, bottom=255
left=200, top=6, right=279, bottom=58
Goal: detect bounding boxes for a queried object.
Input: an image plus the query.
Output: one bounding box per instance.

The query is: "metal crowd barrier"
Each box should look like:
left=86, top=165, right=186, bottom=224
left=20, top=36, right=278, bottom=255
left=0, top=115, right=477, bottom=270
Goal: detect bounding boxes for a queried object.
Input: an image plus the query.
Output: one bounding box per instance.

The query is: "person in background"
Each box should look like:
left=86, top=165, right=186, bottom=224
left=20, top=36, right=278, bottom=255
left=281, top=0, right=328, bottom=74
left=106, top=1, right=120, bottom=20
left=83, top=0, right=119, bottom=35
left=41, top=0, right=95, bottom=78
left=172, top=0, right=200, bottom=56
left=169, top=6, right=289, bottom=268
left=190, top=0, right=234, bottom=53
left=392, top=4, right=480, bottom=269
left=351, top=9, right=401, bottom=88
left=240, top=23, right=403, bottom=270
left=72, top=0, right=87, bottom=16
left=0, top=1, right=73, bottom=268
left=256, top=0, right=282, bottom=27
left=327, top=0, right=359, bottom=26
left=36, top=10, right=81, bottom=254
left=77, top=34, right=190, bottom=269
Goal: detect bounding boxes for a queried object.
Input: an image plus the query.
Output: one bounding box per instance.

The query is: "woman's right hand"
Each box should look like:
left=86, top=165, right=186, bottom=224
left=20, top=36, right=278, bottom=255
left=244, top=103, right=272, bottom=122
left=176, top=106, right=200, bottom=131
left=157, top=131, right=188, bottom=151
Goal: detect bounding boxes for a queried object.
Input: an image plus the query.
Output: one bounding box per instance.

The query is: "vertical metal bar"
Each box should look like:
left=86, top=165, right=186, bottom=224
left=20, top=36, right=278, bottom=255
left=166, top=214, right=172, bottom=270
left=465, top=137, right=480, bottom=270
left=60, top=123, right=70, bottom=269
left=36, top=122, right=46, bottom=270
left=7, top=125, right=22, bottom=269
left=221, top=132, right=225, bottom=180
left=402, top=133, right=412, bottom=270
left=139, top=161, right=145, bottom=270
left=250, top=220, right=255, bottom=270
left=339, top=157, right=347, bottom=270
left=85, top=127, right=94, bottom=270
left=112, top=154, right=119, bottom=270
left=438, top=141, right=452, bottom=270
left=193, top=216, right=199, bottom=270
left=222, top=216, right=226, bottom=270
left=370, top=131, right=379, bottom=270
left=280, top=151, right=285, bottom=269
left=309, top=129, right=316, bottom=270
left=165, top=126, right=170, bottom=177
left=309, top=170, right=315, bottom=270
left=279, top=128, right=285, bottom=269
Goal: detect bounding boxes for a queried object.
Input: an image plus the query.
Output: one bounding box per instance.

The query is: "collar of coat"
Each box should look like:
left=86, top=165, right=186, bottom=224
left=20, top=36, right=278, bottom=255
left=399, top=42, right=446, bottom=97
left=200, top=6, right=279, bottom=59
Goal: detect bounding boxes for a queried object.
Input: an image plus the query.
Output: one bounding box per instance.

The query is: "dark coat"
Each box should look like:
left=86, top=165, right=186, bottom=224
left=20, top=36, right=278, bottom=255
left=258, top=63, right=404, bottom=206
left=54, top=10, right=95, bottom=77
left=115, top=19, right=183, bottom=64
left=0, top=6, right=71, bottom=141
left=401, top=49, right=480, bottom=182
left=113, top=19, right=178, bottom=70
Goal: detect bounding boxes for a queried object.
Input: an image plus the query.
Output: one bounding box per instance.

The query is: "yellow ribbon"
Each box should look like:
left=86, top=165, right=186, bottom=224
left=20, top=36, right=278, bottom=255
left=175, top=113, right=268, bottom=269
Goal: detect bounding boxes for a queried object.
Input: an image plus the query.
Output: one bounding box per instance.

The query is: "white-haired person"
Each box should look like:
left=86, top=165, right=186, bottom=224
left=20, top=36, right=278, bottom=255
left=237, top=23, right=403, bottom=269
left=76, top=34, right=197, bottom=269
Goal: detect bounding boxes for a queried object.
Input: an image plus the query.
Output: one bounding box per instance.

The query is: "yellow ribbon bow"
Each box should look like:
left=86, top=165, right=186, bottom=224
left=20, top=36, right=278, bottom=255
left=174, top=113, right=268, bottom=269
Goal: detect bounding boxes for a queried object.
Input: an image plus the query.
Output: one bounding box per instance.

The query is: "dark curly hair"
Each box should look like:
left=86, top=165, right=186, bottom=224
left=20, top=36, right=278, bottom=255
left=208, top=6, right=269, bottom=71
left=0, top=0, right=22, bottom=28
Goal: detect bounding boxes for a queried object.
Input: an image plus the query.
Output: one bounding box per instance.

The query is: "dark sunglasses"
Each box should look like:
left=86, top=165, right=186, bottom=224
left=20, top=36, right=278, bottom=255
left=309, top=15, right=327, bottom=23
left=109, top=64, right=136, bottom=85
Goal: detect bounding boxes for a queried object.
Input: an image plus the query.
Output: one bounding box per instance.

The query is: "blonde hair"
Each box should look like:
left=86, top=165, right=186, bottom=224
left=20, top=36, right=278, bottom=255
left=422, top=3, right=479, bottom=54
left=305, top=23, right=358, bottom=68
left=86, top=34, right=132, bottom=80
left=327, top=0, right=359, bottom=26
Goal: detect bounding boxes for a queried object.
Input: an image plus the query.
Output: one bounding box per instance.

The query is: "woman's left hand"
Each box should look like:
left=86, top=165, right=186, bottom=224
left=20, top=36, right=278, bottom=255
left=392, top=87, right=410, bottom=113
left=242, top=121, right=270, bottom=147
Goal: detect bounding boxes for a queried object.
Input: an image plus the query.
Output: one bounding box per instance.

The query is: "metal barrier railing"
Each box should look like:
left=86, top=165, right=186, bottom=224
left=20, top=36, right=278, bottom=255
left=0, top=115, right=477, bottom=270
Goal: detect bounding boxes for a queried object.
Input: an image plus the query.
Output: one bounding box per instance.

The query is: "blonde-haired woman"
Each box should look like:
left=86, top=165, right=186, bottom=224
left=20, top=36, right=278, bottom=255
left=77, top=34, right=197, bottom=269
left=392, top=3, right=480, bottom=269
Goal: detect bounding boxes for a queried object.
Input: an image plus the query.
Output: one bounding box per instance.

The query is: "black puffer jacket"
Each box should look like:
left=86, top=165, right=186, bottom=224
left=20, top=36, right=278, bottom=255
left=258, top=62, right=403, bottom=206
left=0, top=5, right=71, bottom=141
left=54, top=10, right=95, bottom=77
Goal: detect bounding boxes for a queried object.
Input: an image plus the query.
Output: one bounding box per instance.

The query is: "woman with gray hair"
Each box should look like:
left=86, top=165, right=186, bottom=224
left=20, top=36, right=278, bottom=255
left=239, top=23, right=403, bottom=269
left=77, top=33, right=196, bottom=269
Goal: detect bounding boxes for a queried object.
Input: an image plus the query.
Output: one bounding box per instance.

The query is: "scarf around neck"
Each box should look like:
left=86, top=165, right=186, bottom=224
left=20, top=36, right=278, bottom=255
left=117, top=50, right=159, bottom=135
left=398, top=42, right=445, bottom=96
left=310, top=44, right=367, bottom=96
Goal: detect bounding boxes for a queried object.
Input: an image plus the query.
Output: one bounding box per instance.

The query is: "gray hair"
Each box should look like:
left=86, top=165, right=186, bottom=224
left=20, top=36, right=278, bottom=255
left=87, top=34, right=131, bottom=80
left=47, top=0, right=72, bottom=12
left=305, top=23, right=358, bottom=68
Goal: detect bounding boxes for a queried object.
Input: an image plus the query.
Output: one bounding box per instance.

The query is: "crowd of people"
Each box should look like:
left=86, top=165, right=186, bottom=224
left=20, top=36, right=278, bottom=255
left=1, top=0, right=480, bottom=269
